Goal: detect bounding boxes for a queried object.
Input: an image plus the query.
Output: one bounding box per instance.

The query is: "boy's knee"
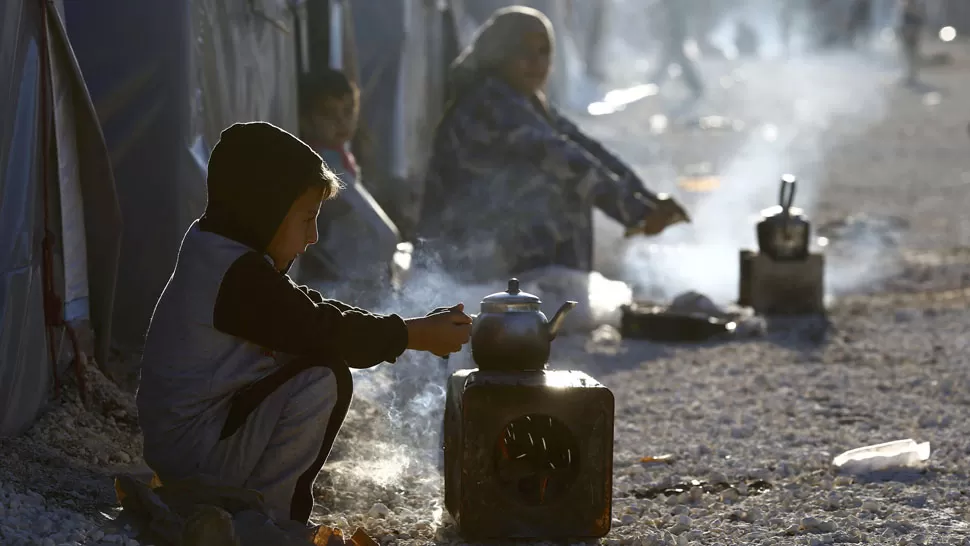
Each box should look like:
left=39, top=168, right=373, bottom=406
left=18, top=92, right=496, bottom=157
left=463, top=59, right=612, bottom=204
left=290, top=367, right=337, bottom=409
left=286, top=365, right=353, bottom=413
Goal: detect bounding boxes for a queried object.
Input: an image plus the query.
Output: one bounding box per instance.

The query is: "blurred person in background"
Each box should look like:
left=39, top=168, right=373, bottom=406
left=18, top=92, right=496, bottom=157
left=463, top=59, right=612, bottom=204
left=417, top=6, right=689, bottom=284
left=647, top=0, right=704, bottom=99
left=897, top=0, right=926, bottom=86
left=846, top=0, right=874, bottom=47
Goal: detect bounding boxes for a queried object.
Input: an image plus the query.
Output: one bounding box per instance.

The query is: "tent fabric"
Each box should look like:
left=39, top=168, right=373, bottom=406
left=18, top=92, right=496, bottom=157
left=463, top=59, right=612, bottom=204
left=346, top=0, right=458, bottom=237
left=0, top=0, right=48, bottom=438
left=0, top=0, right=123, bottom=437
left=63, top=0, right=301, bottom=358
left=47, top=0, right=124, bottom=367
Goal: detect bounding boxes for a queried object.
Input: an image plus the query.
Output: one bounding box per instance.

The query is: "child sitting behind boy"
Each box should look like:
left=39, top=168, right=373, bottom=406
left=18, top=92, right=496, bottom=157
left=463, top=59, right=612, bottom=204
left=301, top=68, right=361, bottom=185
left=298, top=68, right=399, bottom=285
left=136, top=121, right=472, bottom=525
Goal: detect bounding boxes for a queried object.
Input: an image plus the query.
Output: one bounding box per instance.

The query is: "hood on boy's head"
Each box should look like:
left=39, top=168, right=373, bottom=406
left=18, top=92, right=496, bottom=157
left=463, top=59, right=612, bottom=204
left=202, top=121, right=326, bottom=253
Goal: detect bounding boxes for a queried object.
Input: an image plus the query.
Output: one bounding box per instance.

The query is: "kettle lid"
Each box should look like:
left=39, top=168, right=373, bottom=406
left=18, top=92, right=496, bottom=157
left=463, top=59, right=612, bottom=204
left=760, top=204, right=807, bottom=219
left=481, top=278, right=541, bottom=311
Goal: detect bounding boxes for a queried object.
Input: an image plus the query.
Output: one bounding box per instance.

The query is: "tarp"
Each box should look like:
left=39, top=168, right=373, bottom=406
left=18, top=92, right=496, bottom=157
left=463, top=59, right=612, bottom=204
left=62, top=0, right=302, bottom=359
left=0, top=0, right=123, bottom=437
left=288, top=0, right=404, bottom=295
left=344, top=0, right=460, bottom=237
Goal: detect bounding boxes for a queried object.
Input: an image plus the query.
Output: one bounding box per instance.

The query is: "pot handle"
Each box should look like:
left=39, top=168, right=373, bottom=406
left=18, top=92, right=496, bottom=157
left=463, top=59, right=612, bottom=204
left=778, top=174, right=797, bottom=212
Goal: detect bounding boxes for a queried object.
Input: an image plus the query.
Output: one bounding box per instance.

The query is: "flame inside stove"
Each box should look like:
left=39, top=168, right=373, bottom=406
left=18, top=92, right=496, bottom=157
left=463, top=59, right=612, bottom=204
left=494, top=414, right=580, bottom=505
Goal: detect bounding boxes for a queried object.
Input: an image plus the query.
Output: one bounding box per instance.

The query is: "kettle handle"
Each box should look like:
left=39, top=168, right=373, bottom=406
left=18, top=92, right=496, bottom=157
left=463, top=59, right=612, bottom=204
left=778, top=174, right=797, bottom=212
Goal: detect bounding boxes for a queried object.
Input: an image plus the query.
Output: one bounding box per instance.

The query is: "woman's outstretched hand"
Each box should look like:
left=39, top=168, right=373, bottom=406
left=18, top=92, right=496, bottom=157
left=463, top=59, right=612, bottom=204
left=626, top=194, right=691, bottom=237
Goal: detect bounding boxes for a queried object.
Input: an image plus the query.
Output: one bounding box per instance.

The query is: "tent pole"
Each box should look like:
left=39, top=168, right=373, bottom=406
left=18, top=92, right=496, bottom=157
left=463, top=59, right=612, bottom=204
left=38, top=0, right=87, bottom=405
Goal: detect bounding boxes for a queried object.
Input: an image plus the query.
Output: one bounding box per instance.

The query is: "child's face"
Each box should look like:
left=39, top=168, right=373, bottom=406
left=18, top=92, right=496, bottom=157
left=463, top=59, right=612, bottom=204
left=266, top=186, right=324, bottom=271
left=309, top=94, right=358, bottom=147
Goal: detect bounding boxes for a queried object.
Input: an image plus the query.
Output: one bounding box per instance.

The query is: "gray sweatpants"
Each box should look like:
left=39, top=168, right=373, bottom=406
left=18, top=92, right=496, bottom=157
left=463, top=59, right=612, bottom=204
left=201, top=367, right=338, bottom=522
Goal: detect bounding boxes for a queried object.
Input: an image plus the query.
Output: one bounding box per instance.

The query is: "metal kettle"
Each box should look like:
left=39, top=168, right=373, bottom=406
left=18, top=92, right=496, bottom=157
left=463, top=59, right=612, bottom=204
left=470, top=278, right=578, bottom=371
left=756, top=174, right=811, bottom=261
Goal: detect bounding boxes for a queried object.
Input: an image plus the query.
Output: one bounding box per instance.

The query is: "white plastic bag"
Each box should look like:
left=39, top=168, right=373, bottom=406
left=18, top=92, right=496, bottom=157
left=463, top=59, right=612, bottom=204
left=832, top=439, right=931, bottom=474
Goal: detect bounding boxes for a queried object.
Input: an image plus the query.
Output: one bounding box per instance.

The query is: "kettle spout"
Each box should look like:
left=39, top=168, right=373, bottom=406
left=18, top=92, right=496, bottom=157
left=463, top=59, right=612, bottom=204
left=547, top=301, right=579, bottom=340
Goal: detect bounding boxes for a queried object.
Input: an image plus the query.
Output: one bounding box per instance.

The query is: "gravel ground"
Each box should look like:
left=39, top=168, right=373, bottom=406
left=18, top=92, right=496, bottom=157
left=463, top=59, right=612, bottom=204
left=3, top=35, right=970, bottom=546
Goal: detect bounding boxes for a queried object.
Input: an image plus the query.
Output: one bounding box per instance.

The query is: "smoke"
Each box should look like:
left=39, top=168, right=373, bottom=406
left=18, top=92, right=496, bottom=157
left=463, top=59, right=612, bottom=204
left=330, top=0, right=908, bottom=494
left=578, top=7, right=901, bottom=304
left=334, top=260, right=632, bottom=491
left=330, top=261, right=497, bottom=489
left=819, top=214, right=909, bottom=295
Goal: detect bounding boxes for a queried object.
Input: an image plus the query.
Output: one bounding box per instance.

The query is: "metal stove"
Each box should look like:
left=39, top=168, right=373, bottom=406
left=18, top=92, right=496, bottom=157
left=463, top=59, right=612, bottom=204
left=443, top=368, right=614, bottom=539
left=739, top=174, right=825, bottom=314
left=442, top=279, right=615, bottom=539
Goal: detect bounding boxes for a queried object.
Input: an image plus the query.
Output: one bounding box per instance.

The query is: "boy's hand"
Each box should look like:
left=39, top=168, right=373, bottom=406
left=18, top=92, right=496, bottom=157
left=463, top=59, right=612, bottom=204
left=425, top=306, right=452, bottom=317
left=406, top=303, right=473, bottom=357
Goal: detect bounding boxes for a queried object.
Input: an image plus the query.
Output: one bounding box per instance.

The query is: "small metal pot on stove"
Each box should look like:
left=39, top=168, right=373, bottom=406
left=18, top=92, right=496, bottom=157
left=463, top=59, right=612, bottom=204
left=470, top=278, right=578, bottom=371
left=757, top=174, right=811, bottom=261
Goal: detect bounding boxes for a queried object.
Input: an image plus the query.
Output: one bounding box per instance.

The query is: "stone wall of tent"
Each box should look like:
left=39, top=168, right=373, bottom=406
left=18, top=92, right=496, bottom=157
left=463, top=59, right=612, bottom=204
left=0, top=0, right=123, bottom=437
left=62, top=0, right=303, bottom=368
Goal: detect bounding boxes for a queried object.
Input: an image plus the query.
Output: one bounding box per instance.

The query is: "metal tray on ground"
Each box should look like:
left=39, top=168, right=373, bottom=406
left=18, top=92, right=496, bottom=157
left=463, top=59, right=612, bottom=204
left=619, top=303, right=737, bottom=342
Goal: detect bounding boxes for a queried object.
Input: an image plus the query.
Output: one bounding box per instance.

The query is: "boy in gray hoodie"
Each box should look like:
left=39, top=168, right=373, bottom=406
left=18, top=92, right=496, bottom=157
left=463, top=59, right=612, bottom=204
left=136, top=121, right=471, bottom=524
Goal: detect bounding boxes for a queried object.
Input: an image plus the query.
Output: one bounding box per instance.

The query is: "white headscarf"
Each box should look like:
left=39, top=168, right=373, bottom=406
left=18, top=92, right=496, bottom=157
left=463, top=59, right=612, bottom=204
left=449, top=6, right=555, bottom=99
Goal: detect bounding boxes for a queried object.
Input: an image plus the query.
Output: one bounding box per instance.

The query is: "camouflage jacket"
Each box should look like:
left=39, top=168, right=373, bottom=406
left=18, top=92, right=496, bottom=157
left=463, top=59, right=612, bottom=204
left=418, top=77, right=659, bottom=282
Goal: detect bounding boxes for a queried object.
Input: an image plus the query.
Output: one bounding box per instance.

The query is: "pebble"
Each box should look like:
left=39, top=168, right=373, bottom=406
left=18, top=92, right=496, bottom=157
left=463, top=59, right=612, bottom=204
left=0, top=482, right=106, bottom=546
left=719, top=488, right=740, bottom=503
left=668, top=515, right=691, bottom=535
left=367, top=502, right=390, bottom=519
left=739, top=508, right=762, bottom=523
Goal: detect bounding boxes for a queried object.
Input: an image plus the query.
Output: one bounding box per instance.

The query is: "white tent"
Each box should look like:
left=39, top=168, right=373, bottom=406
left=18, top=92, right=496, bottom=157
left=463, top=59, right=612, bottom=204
left=0, top=0, right=123, bottom=436
left=336, top=0, right=458, bottom=237
left=62, top=0, right=302, bottom=359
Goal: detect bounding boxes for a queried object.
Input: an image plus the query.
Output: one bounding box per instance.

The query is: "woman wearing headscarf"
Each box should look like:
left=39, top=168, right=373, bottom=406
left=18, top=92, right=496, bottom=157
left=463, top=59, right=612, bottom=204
left=417, top=6, right=688, bottom=283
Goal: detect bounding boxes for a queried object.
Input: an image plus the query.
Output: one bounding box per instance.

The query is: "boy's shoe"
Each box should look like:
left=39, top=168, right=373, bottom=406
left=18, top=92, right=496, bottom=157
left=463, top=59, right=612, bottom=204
left=182, top=505, right=240, bottom=546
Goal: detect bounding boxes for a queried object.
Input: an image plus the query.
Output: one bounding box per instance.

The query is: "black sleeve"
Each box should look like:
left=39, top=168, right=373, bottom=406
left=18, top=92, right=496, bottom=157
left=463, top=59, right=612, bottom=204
left=295, top=284, right=325, bottom=303
left=294, top=284, right=362, bottom=313
left=214, top=252, right=409, bottom=368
